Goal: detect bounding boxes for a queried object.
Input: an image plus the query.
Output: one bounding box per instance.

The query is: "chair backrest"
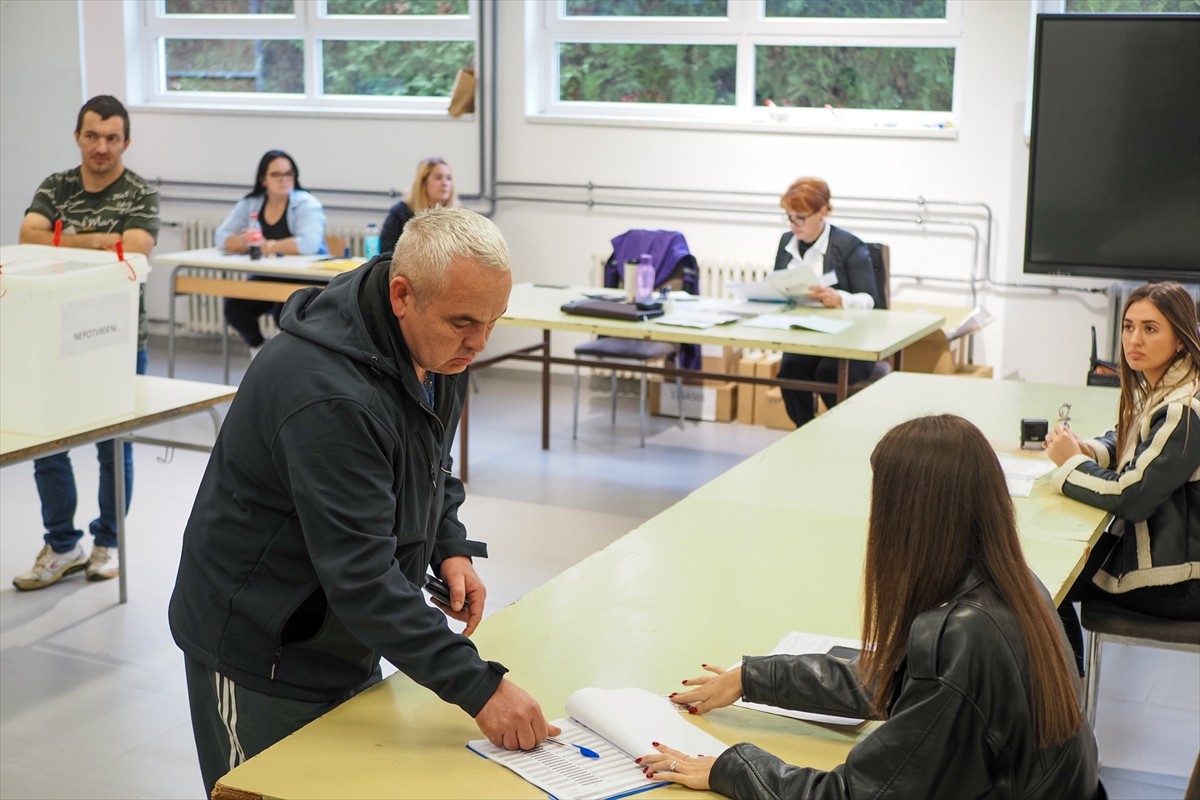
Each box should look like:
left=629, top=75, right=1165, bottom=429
left=1087, top=326, right=1121, bottom=387
left=866, top=242, right=890, bottom=310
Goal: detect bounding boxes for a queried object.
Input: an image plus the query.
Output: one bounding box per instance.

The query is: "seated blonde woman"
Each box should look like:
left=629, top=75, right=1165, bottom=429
left=379, top=157, right=457, bottom=254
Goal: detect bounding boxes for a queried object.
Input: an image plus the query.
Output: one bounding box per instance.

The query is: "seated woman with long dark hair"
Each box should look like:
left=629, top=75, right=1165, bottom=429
left=639, top=414, right=1102, bottom=799
left=1046, top=281, right=1200, bottom=673
left=215, top=149, right=327, bottom=358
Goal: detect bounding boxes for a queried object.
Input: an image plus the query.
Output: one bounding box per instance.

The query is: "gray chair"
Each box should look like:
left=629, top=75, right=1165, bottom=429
left=1087, top=326, right=1121, bottom=388
left=1081, top=598, right=1200, bottom=728
left=572, top=339, right=683, bottom=447
left=850, top=242, right=893, bottom=393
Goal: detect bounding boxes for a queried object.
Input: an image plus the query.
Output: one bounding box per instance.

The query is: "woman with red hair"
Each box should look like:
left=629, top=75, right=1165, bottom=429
left=773, top=177, right=881, bottom=427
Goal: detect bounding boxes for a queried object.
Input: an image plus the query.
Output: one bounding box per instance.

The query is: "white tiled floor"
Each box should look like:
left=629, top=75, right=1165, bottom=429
left=1, top=339, right=1196, bottom=799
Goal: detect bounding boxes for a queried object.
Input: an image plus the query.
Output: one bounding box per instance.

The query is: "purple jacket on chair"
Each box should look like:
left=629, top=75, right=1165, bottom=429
left=602, top=229, right=700, bottom=369
left=603, top=229, right=698, bottom=293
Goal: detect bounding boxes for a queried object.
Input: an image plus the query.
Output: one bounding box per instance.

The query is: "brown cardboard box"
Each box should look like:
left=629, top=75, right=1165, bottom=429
left=954, top=364, right=993, bottom=379
left=752, top=354, right=782, bottom=414
left=736, top=355, right=759, bottom=425
left=900, top=329, right=956, bottom=374
left=750, top=355, right=795, bottom=429
left=756, top=386, right=795, bottom=430
left=649, top=380, right=736, bottom=422
left=893, top=302, right=994, bottom=377
left=699, top=347, right=743, bottom=381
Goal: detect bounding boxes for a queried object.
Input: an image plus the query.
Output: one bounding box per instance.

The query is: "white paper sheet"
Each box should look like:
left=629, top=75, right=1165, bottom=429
left=996, top=452, right=1055, bottom=498
left=656, top=310, right=742, bottom=328
left=742, top=313, right=853, bottom=334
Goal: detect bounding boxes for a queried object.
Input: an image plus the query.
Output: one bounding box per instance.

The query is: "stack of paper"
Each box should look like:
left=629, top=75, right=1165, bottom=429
left=468, top=687, right=728, bottom=800
left=995, top=452, right=1055, bottom=497
left=656, top=310, right=742, bottom=328
left=742, top=314, right=854, bottom=334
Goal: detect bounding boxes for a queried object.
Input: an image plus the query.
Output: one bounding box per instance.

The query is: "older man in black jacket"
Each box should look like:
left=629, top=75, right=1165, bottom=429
left=170, top=207, right=558, bottom=795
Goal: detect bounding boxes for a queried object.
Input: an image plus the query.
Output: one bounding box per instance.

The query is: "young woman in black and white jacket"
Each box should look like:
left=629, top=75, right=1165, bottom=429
left=1046, top=281, right=1200, bottom=673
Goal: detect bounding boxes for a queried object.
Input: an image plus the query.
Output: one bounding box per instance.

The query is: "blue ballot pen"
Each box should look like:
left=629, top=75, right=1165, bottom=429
left=545, top=737, right=601, bottom=759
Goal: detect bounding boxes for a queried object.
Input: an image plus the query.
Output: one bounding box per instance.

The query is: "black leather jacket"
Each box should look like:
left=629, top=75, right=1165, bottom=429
left=710, top=572, right=1102, bottom=799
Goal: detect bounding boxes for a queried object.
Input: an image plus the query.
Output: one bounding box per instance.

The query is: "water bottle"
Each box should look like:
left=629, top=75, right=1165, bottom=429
left=623, top=259, right=640, bottom=303
left=363, top=223, right=381, bottom=260
left=246, top=212, right=263, bottom=260
left=636, top=252, right=655, bottom=304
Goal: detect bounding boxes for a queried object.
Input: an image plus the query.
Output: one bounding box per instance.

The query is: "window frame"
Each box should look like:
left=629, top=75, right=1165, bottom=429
left=133, top=0, right=480, bottom=115
left=527, top=0, right=964, bottom=136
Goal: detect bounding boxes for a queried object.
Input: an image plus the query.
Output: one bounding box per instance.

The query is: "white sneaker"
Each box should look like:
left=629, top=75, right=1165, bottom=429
left=86, top=546, right=120, bottom=582
left=12, top=544, right=88, bottom=591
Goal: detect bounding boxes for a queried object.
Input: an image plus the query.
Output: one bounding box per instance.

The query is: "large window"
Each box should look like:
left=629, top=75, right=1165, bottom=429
left=530, top=0, right=963, bottom=131
left=137, top=0, right=478, bottom=112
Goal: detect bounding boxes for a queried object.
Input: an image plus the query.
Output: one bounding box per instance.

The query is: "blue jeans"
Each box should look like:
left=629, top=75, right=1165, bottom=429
left=33, top=348, right=148, bottom=552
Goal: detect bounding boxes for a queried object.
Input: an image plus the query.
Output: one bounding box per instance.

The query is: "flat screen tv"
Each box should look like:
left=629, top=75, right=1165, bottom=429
left=1025, top=14, right=1199, bottom=283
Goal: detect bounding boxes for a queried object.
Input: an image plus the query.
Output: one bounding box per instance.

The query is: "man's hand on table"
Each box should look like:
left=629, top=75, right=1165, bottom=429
left=474, top=679, right=561, bottom=750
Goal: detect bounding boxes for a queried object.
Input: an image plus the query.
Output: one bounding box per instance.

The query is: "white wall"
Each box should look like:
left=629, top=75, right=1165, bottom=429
left=4, top=0, right=1164, bottom=385
left=0, top=0, right=86, bottom=246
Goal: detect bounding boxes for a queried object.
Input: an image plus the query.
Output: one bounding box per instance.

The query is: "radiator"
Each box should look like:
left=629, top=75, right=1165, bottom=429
left=696, top=259, right=770, bottom=297
left=591, top=252, right=770, bottom=297
left=180, top=221, right=364, bottom=337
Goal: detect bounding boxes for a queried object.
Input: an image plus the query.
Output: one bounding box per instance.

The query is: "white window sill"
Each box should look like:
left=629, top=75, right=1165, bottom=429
left=525, top=112, right=957, bottom=140
left=130, top=101, right=474, bottom=123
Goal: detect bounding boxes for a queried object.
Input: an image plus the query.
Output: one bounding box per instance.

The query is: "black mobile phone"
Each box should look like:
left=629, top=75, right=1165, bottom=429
left=424, top=573, right=467, bottom=609
left=826, top=645, right=861, bottom=663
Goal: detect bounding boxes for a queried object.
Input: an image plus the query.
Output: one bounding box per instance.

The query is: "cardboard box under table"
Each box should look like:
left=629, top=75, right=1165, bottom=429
left=0, top=244, right=149, bottom=435
left=649, top=380, right=735, bottom=422
left=893, top=303, right=994, bottom=377
left=752, top=354, right=795, bottom=430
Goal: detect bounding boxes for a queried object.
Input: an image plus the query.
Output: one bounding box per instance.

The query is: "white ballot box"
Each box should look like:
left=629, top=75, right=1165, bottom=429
left=0, top=244, right=150, bottom=435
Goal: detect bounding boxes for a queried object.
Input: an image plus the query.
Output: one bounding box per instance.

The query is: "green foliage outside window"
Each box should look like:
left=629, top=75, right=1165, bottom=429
left=322, top=40, right=474, bottom=96
left=325, top=0, right=469, bottom=15
left=1064, top=0, right=1199, bottom=11
left=756, top=45, right=954, bottom=110
left=165, top=0, right=294, bottom=14
left=559, top=43, right=736, bottom=103
left=564, top=0, right=726, bottom=15
left=164, top=39, right=303, bottom=92
left=764, top=0, right=946, bottom=18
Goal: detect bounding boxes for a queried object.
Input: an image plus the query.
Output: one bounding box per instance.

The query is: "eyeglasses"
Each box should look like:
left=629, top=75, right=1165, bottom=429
left=782, top=212, right=812, bottom=226
left=267, top=170, right=295, bottom=180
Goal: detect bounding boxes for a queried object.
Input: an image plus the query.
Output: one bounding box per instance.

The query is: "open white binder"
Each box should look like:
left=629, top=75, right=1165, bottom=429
left=468, top=687, right=729, bottom=800
left=727, top=263, right=835, bottom=305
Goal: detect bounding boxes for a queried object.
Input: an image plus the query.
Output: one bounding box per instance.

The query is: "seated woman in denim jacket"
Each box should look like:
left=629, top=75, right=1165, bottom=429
left=215, top=149, right=327, bottom=358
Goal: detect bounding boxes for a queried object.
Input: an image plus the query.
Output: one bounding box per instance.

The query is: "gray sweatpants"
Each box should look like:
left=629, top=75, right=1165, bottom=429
left=182, top=654, right=381, bottom=796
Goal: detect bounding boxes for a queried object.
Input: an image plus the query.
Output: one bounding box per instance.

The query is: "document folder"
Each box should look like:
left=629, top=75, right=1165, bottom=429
left=561, top=299, right=665, bottom=322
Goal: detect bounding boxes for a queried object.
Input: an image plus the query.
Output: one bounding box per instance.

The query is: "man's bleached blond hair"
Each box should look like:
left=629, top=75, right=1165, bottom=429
left=390, top=206, right=509, bottom=303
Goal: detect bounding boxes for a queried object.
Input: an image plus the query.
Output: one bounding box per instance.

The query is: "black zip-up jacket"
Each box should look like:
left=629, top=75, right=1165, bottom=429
left=168, top=256, right=505, bottom=715
left=710, top=572, right=1103, bottom=800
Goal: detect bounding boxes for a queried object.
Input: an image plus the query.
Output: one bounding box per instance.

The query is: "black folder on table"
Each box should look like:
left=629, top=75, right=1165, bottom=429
left=560, top=298, right=664, bottom=322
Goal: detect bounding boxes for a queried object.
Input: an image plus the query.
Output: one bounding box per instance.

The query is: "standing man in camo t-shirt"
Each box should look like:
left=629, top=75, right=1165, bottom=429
left=13, top=95, right=160, bottom=591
